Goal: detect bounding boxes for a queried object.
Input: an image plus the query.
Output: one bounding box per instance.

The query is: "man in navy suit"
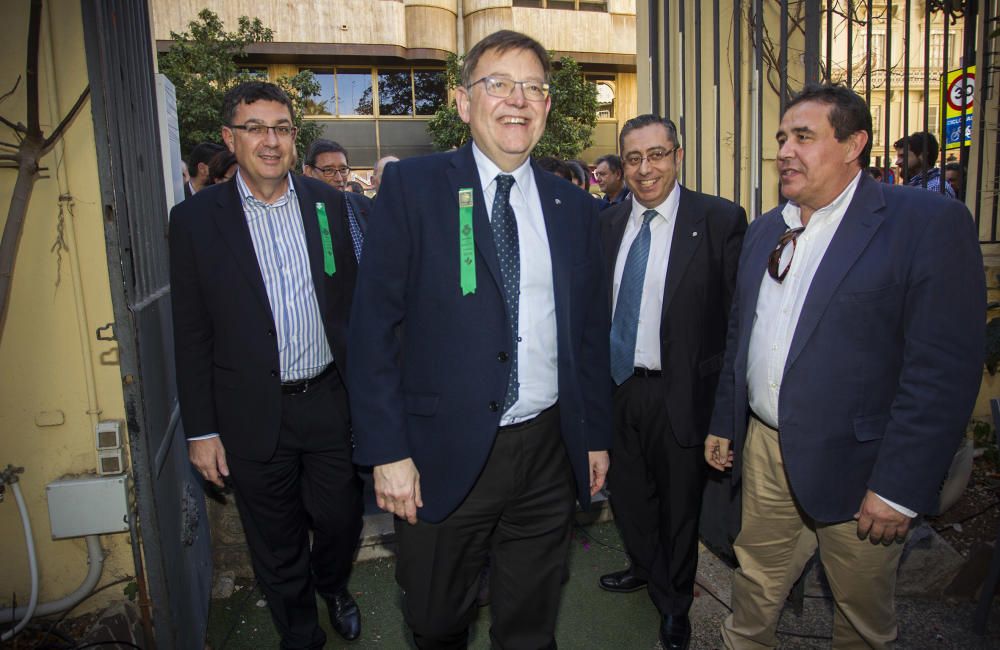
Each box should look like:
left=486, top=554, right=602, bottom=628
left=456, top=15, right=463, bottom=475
left=170, top=82, right=363, bottom=648
left=705, top=84, right=984, bottom=648
left=347, top=30, right=612, bottom=649
left=597, top=115, right=746, bottom=650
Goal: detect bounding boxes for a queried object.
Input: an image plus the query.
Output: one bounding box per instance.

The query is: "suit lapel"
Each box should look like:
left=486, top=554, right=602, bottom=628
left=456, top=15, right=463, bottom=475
left=661, top=187, right=705, bottom=315
left=212, top=181, right=272, bottom=316
left=534, top=162, right=572, bottom=318
left=785, top=175, right=886, bottom=371
left=446, top=144, right=503, bottom=296
left=294, top=178, right=332, bottom=318
left=602, top=202, right=630, bottom=308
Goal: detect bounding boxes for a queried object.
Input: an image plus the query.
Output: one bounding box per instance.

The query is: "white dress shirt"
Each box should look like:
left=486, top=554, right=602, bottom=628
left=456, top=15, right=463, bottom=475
left=611, top=184, right=681, bottom=370
left=472, top=144, right=558, bottom=425
left=746, top=170, right=914, bottom=517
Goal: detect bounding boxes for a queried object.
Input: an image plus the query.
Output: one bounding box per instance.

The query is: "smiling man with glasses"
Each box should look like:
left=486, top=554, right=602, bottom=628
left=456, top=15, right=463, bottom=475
left=705, top=83, right=984, bottom=649
left=348, top=30, right=611, bottom=649
left=598, top=114, right=746, bottom=650
left=304, top=138, right=371, bottom=261
left=169, top=81, right=364, bottom=648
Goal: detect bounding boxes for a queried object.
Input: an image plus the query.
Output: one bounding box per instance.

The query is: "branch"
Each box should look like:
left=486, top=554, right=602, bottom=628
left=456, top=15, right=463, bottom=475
left=0, top=141, right=18, bottom=150
left=0, top=75, right=20, bottom=105
left=0, top=115, right=26, bottom=134
left=0, top=154, right=17, bottom=162
left=41, top=85, right=90, bottom=152
left=25, top=0, right=42, bottom=137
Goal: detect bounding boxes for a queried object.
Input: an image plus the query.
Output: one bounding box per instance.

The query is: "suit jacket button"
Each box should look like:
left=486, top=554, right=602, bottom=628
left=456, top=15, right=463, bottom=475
left=270, top=370, right=279, bottom=377
left=489, top=401, right=499, bottom=412
left=497, top=351, right=509, bottom=362
left=266, top=329, right=275, bottom=337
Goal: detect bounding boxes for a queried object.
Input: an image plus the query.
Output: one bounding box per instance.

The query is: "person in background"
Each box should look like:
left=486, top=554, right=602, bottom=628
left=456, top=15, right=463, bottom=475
left=303, top=138, right=371, bottom=261
left=945, top=161, right=964, bottom=201
left=373, top=154, right=400, bottom=193
left=185, top=141, right=226, bottom=198
left=208, top=150, right=238, bottom=185
left=536, top=155, right=574, bottom=183
left=346, top=180, right=365, bottom=194
left=867, top=166, right=883, bottom=182
left=706, top=83, right=983, bottom=649
left=595, top=154, right=631, bottom=208
left=893, top=131, right=956, bottom=197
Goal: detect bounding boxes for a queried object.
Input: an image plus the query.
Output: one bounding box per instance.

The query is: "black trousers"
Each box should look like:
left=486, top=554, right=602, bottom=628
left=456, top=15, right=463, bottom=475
left=608, top=376, right=706, bottom=617
left=394, top=405, right=574, bottom=650
left=226, top=368, right=363, bottom=650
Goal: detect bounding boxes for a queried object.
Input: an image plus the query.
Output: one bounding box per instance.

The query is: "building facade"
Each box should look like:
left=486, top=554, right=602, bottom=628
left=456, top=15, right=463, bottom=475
left=151, top=0, right=640, bottom=180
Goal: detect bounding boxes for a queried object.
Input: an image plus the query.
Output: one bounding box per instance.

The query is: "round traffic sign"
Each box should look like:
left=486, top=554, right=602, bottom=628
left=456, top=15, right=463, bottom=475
left=947, top=73, right=975, bottom=112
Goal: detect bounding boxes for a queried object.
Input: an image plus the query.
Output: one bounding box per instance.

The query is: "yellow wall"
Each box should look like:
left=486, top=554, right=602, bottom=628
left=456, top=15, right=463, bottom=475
left=0, top=0, right=133, bottom=614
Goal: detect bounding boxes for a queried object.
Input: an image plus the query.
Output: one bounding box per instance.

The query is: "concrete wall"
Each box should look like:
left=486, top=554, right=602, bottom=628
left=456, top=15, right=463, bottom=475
left=0, top=0, right=134, bottom=615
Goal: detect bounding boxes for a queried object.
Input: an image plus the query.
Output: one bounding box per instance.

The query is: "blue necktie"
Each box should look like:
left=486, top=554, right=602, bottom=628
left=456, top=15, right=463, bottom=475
left=610, top=209, right=657, bottom=385
left=492, top=174, right=520, bottom=411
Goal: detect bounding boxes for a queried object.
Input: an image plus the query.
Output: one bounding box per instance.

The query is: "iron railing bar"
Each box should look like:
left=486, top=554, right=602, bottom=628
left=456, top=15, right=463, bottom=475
left=695, top=0, right=703, bottom=192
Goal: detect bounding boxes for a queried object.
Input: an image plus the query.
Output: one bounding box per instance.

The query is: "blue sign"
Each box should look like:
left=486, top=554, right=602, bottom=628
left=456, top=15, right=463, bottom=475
left=945, top=115, right=973, bottom=148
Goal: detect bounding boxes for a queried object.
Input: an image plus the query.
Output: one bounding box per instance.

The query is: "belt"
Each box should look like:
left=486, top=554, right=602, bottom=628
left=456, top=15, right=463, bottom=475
left=632, top=367, right=662, bottom=378
left=280, top=364, right=335, bottom=395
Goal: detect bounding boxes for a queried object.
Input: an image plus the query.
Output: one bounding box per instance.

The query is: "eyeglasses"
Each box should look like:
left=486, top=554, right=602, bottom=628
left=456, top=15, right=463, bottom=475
left=313, top=165, right=351, bottom=178
left=767, top=227, right=805, bottom=283
left=228, top=123, right=297, bottom=138
left=623, top=148, right=677, bottom=167
left=468, top=76, right=550, bottom=101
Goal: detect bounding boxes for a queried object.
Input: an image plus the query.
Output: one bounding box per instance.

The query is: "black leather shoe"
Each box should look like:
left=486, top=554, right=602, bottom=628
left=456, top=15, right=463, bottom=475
left=326, top=589, right=361, bottom=641
left=598, top=567, right=647, bottom=593
left=659, top=614, right=691, bottom=650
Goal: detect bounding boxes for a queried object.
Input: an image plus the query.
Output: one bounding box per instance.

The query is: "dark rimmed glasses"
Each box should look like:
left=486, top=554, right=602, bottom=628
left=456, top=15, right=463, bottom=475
left=228, top=123, right=297, bottom=139
left=767, top=227, right=805, bottom=283
left=623, top=148, right=677, bottom=167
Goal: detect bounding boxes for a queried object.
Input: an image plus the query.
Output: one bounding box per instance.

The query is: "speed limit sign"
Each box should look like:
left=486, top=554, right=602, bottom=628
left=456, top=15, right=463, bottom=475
left=947, top=72, right=975, bottom=112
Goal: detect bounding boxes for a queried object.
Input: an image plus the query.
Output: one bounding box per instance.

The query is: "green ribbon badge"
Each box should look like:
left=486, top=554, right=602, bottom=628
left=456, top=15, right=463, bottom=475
left=458, top=188, right=476, bottom=295
left=316, top=202, right=336, bottom=276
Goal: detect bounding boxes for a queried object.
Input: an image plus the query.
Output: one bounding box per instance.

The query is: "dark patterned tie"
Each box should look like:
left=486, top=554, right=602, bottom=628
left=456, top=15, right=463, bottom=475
left=610, top=209, right=657, bottom=385
left=492, top=174, right=520, bottom=411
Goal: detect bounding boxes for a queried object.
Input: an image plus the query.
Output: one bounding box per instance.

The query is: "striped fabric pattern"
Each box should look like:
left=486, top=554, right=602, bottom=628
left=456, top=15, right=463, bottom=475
left=236, top=172, right=333, bottom=382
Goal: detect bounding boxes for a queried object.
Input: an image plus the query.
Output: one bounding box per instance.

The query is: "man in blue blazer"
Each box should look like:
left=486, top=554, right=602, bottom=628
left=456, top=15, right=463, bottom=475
left=347, top=30, right=612, bottom=649
left=170, top=82, right=363, bottom=648
left=705, top=84, right=984, bottom=648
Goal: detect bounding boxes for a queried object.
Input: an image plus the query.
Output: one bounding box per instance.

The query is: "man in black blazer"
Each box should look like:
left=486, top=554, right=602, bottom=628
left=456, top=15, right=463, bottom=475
left=169, top=82, right=363, bottom=648
left=599, top=114, right=746, bottom=650
left=347, top=30, right=612, bottom=649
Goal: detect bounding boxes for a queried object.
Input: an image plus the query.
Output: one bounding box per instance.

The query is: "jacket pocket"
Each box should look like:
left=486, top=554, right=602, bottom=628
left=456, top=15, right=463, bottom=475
left=404, top=392, right=440, bottom=417
left=853, top=413, right=889, bottom=441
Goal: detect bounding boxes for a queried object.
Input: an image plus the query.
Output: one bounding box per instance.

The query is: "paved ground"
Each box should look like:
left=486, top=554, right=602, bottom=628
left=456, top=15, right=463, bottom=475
left=205, top=520, right=1000, bottom=649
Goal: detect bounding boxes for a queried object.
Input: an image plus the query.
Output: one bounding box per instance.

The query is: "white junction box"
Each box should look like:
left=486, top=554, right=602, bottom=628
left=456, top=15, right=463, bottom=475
left=46, top=475, right=130, bottom=539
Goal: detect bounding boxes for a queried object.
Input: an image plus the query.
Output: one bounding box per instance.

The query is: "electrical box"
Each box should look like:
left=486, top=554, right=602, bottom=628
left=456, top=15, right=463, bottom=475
left=46, top=475, right=129, bottom=539
left=95, top=420, right=122, bottom=449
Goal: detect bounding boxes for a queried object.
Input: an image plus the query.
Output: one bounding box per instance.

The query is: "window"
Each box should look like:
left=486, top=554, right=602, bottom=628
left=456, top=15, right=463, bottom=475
left=927, top=105, right=940, bottom=133
left=239, top=67, right=269, bottom=80
left=586, top=75, right=616, bottom=119
left=870, top=32, right=887, bottom=69
left=301, top=67, right=446, bottom=119
left=871, top=105, right=882, bottom=146
left=929, top=32, right=959, bottom=70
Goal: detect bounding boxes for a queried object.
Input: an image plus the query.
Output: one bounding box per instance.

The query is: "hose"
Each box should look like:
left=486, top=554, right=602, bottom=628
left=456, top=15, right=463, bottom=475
left=1, top=481, right=39, bottom=641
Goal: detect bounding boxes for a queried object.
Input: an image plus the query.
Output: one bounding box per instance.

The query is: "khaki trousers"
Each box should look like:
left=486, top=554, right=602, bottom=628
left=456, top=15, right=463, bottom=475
left=721, top=418, right=905, bottom=650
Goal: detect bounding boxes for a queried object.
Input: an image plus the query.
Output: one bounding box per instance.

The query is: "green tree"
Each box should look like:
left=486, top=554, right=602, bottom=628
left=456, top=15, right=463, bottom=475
left=158, top=9, right=321, bottom=164
left=427, top=53, right=598, bottom=159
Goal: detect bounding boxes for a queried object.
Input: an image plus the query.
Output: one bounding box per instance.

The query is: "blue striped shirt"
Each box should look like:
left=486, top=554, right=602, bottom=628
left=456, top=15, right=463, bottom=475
left=236, top=171, right=333, bottom=382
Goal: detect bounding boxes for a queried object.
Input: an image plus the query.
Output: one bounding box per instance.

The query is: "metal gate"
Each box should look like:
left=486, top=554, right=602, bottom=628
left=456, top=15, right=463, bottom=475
left=646, top=0, right=999, bottom=239
left=81, top=1, right=211, bottom=648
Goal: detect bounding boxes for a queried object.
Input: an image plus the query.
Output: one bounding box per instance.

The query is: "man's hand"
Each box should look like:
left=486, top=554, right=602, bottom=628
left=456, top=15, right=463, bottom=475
left=189, top=437, right=230, bottom=488
left=705, top=434, right=733, bottom=471
left=588, top=451, right=610, bottom=496
left=854, top=490, right=912, bottom=545
left=374, top=458, right=423, bottom=524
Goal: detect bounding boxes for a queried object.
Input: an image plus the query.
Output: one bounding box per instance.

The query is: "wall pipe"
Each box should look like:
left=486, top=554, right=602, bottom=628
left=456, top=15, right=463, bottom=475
left=0, top=481, right=39, bottom=641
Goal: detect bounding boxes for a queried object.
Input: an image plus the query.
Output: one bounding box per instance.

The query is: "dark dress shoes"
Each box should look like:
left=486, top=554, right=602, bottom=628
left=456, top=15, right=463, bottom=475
left=659, top=614, right=691, bottom=650
left=326, top=588, right=361, bottom=641
left=598, top=567, right=648, bottom=593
